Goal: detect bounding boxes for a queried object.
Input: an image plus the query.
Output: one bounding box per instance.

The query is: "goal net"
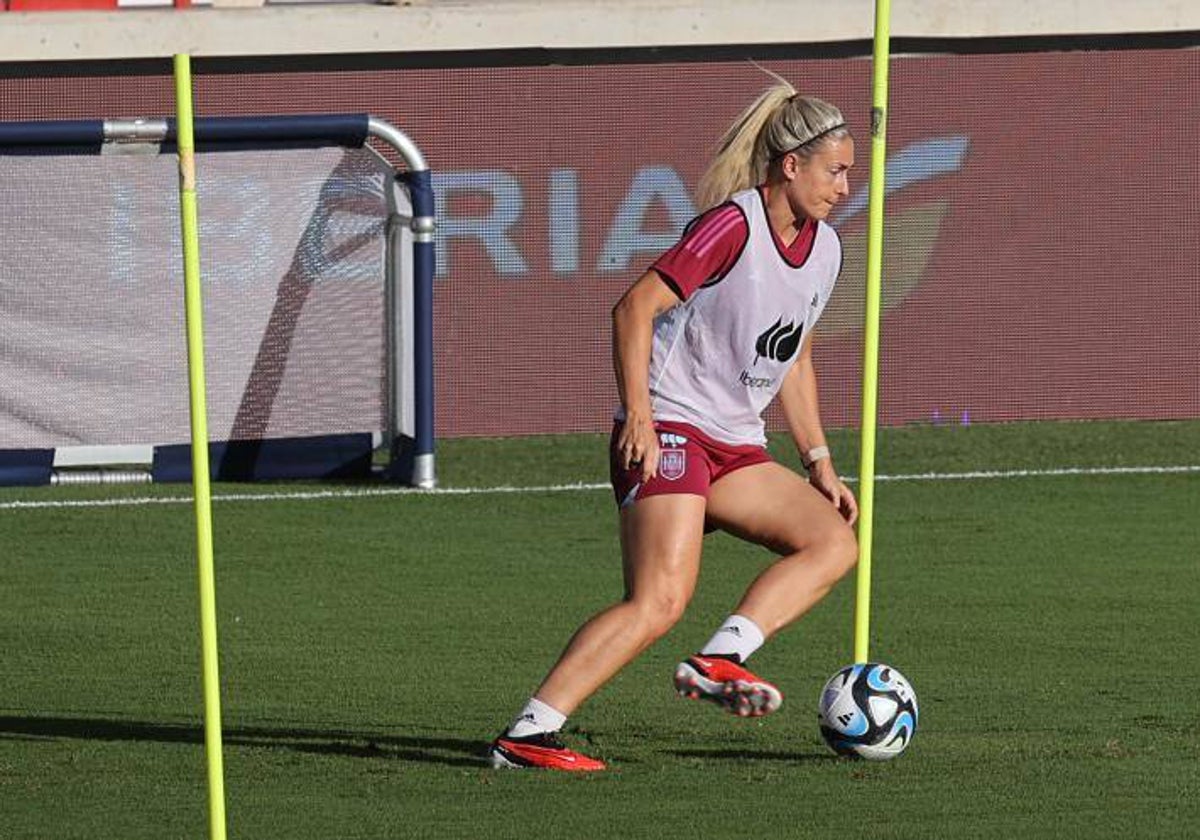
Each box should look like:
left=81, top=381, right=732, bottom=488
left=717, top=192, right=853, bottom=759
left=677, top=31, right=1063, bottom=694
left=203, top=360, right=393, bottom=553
left=0, top=114, right=434, bottom=486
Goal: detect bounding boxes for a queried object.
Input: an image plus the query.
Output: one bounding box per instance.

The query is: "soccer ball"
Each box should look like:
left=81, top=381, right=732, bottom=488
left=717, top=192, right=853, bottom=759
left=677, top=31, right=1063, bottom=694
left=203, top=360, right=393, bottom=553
left=817, top=662, right=918, bottom=760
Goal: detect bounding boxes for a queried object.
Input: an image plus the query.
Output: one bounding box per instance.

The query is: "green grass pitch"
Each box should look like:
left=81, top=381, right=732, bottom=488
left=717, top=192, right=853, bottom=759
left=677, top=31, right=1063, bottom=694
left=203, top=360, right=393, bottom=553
left=2, top=420, right=1198, bottom=839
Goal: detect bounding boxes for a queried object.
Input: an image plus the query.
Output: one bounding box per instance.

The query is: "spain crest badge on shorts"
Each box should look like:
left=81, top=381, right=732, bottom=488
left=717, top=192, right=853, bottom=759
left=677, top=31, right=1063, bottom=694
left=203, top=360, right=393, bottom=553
left=659, top=448, right=686, bottom=481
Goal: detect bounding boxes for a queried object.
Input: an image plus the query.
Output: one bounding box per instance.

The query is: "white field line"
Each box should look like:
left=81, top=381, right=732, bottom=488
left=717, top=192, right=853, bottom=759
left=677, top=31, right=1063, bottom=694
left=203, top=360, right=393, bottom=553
left=0, top=464, right=1197, bottom=512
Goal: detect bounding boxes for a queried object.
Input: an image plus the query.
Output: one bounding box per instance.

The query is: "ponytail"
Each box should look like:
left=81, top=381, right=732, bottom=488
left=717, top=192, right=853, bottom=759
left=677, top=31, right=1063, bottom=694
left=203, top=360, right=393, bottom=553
left=694, top=83, right=849, bottom=210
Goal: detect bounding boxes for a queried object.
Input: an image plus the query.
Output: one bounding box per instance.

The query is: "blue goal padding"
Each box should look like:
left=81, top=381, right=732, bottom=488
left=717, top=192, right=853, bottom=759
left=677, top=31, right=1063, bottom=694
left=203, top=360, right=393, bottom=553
left=152, top=434, right=374, bottom=483
left=0, top=119, right=105, bottom=149
left=0, top=114, right=371, bottom=153
left=180, top=114, right=370, bottom=149
left=0, top=449, right=54, bottom=486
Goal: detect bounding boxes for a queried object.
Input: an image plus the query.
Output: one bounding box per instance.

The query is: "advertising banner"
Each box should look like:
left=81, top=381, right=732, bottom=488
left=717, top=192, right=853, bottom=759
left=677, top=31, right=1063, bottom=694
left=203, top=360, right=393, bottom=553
left=2, top=48, right=1196, bottom=437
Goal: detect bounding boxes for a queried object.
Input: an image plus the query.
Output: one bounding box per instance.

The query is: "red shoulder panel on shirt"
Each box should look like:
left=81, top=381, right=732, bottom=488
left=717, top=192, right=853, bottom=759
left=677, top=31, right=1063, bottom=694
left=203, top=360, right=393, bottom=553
left=651, top=202, right=749, bottom=300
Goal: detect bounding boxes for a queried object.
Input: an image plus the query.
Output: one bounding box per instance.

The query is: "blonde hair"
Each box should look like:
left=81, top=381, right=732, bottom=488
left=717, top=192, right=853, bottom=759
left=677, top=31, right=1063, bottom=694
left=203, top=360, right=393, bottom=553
left=695, top=83, right=849, bottom=210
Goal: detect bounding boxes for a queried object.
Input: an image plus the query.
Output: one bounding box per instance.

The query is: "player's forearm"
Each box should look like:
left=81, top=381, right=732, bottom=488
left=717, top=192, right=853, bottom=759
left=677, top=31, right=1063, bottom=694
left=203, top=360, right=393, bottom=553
left=780, top=352, right=831, bottom=467
left=611, top=293, right=655, bottom=421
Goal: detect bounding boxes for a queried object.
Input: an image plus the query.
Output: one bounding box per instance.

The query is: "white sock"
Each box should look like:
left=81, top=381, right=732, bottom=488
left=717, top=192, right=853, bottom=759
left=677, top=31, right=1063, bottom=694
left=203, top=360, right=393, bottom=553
left=700, top=614, right=765, bottom=663
left=505, top=697, right=567, bottom=738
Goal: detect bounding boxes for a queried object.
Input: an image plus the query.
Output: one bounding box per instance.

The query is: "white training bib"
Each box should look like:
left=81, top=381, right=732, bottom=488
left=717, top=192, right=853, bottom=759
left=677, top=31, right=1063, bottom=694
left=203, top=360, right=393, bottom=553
left=647, top=188, right=842, bottom=446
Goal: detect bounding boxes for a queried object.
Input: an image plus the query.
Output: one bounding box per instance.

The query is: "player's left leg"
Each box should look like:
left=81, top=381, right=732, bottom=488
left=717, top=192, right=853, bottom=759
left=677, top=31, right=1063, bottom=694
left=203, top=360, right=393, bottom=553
left=674, top=461, right=857, bottom=716
left=707, top=461, right=858, bottom=635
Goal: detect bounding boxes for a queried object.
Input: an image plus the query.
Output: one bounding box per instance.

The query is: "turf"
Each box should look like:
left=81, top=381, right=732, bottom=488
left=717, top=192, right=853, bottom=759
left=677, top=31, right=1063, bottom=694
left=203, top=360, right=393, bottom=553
left=2, top=420, right=1198, bottom=839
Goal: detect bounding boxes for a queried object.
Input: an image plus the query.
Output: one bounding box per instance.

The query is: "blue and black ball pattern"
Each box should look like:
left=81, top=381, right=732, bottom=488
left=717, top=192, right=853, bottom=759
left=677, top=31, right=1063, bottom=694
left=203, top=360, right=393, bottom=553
left=817, top=662, right=918, bottom=760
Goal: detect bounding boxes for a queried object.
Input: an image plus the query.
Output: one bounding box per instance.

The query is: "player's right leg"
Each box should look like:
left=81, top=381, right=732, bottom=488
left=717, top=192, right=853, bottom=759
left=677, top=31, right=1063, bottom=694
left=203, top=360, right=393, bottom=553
left=489, top=492, right=707, bottom=770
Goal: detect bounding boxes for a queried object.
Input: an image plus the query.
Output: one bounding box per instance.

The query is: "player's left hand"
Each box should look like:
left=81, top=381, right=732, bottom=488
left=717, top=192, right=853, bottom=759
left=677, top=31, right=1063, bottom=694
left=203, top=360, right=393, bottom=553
left=809, top=460, right=858, bottom=525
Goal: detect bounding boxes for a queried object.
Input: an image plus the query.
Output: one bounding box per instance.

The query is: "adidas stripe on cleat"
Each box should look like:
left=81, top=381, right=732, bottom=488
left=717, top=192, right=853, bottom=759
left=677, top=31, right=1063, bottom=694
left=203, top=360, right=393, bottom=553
left=488, top=731, right=606, bottom=772
left=674, top=654, right=783, bottom=717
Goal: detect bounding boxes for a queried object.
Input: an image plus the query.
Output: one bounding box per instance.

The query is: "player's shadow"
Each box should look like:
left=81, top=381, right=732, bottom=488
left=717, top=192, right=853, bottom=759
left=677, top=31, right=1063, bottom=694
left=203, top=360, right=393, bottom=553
left=0, top=715, right=489, bottom=769
left=669, top=747, right=841, bottom=764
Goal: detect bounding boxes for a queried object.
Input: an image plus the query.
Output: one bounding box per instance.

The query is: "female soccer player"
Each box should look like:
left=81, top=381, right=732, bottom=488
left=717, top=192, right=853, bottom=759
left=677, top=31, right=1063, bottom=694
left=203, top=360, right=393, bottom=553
left=490, top=82, right=859, bottom=771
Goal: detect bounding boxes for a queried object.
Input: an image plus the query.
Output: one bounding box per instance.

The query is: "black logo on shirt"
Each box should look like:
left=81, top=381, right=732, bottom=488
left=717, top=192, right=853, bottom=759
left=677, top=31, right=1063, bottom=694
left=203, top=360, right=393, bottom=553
left=754, top=317, right=803, bottom=364
left=739, top=370, right=774, bottom=388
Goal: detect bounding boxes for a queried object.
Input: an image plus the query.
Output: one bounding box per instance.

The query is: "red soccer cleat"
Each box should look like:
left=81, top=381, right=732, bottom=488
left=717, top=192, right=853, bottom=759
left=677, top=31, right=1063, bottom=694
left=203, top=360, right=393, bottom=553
left=674, top=654, right=784, bottom=717
left=489, top=731, right=606, bottom=772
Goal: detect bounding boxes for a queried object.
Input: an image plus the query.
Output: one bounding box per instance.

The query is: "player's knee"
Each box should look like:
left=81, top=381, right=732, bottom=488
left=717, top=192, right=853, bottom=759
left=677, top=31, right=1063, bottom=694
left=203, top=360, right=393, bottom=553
left=629, top=591, right=689, bottom=641
left=825, top=522, right=859, bottom=579
left=778, top=518, right=857, bottom=572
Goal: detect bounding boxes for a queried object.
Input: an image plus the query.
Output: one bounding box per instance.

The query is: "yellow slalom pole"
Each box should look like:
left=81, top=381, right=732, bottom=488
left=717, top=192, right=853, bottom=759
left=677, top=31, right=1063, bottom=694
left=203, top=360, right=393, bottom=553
left=173, top=53, right=228, bottom=840
left=854, top=0, right=893, bottom=665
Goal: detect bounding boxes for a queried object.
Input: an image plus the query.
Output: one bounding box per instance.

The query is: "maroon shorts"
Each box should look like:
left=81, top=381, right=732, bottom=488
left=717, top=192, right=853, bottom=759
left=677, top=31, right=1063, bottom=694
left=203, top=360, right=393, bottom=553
left=609, top=420, right=773, bottom=508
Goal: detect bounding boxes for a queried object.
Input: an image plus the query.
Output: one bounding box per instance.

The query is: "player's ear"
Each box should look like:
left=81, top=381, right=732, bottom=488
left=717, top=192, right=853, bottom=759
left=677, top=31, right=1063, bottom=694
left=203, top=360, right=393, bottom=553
left=781, top=150, right=803, bottom=180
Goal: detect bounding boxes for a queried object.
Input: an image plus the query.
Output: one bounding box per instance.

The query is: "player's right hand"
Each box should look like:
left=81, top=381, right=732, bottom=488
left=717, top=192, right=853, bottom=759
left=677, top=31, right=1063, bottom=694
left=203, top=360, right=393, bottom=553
left=618, top=413, right=660, bottom=483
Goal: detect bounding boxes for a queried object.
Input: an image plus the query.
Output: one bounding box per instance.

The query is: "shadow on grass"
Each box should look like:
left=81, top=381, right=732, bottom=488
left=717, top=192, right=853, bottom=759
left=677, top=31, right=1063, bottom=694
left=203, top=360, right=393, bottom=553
left=669, top=747, right=840, bottom=764
left=0, top=715, right=488, bottom=768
